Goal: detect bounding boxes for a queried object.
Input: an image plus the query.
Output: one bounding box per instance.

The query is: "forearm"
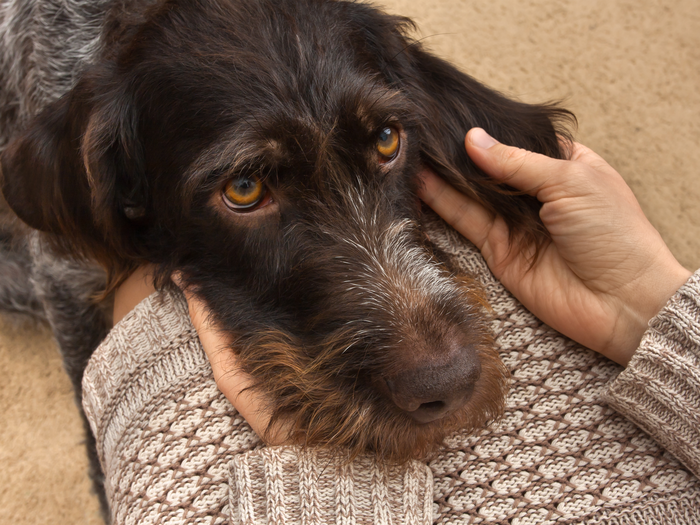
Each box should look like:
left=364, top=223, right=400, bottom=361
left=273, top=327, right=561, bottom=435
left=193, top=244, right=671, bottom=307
left=604, top=270, right=700, bottom=478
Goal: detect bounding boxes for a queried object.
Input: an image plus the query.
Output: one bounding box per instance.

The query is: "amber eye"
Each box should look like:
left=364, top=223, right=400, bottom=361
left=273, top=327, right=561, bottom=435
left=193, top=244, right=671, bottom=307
left=223, top=174, right=265, bottom=210
left=376, top=126, right=400, bottom=160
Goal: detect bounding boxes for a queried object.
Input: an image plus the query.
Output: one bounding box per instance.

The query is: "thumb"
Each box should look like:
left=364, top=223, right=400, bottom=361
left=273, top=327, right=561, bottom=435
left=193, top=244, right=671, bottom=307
left=465, top=127, right=566, bottom=200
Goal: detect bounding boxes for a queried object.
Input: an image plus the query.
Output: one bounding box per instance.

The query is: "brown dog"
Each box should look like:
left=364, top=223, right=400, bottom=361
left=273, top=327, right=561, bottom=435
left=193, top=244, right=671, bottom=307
left=0, top=0, right=572, bottom=513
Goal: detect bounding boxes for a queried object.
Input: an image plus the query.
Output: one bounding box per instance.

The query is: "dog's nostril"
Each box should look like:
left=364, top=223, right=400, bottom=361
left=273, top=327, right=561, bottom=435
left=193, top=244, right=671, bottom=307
left=419, top=400, right=445, bottom=412
left=411, top=400, right=452, bottom=424
left=386, top=382, right=474, bottom=424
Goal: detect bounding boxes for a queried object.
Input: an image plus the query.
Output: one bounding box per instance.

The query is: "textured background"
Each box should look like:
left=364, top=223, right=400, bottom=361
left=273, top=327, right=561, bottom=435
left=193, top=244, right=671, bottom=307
left=1, top=0, right=699, bottom=523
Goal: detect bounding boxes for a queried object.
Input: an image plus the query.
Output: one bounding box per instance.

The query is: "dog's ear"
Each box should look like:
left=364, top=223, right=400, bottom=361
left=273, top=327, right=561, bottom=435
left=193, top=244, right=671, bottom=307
left=0, top=90, right=91, bottom=235
left=377, top=21, right=575, bottom=246
left=0, top=76, right=147, bottom=267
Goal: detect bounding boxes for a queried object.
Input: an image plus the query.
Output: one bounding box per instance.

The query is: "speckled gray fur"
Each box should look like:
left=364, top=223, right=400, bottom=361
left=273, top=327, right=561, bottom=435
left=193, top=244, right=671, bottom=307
left=0, top=0, right=111, bottom=149
left=0, top=0, right=115, bottom=519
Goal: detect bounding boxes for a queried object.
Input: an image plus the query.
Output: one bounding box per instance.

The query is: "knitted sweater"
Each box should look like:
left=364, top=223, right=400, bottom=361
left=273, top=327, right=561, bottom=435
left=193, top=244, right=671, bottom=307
left=82, top=223, right=700, bottom=524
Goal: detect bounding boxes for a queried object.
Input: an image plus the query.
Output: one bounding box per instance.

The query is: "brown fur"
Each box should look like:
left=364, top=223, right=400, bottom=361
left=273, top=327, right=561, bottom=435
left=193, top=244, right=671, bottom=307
left=0, top=0, right=573, bottom=481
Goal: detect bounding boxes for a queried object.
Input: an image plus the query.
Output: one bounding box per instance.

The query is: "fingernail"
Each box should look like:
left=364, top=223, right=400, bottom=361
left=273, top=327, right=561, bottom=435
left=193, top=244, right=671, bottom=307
left=469, top=128, right=498, bottom=149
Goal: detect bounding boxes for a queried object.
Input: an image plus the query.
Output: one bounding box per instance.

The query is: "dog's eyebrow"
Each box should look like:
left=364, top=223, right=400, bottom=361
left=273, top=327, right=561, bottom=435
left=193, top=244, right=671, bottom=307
left=182, top=128, right=278, bottom=195
left=180, top=84, right=414, bottom=197
left=351, top=84, right=411, bottom=128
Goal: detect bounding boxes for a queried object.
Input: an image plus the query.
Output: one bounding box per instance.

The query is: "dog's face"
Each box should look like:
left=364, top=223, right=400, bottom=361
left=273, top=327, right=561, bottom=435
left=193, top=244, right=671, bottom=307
left=0, top=0, right=572, bottom=461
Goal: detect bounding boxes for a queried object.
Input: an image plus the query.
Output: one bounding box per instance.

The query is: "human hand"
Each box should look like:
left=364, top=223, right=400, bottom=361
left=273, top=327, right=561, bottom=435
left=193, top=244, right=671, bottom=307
left=418, top=128, right=692, bottom=366
left=177, top=283, right=289, bottom=444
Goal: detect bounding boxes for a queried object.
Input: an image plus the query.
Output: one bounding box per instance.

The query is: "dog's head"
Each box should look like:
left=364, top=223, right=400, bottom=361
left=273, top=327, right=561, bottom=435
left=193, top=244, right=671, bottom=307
left=0, top=0, right=573, bottom=461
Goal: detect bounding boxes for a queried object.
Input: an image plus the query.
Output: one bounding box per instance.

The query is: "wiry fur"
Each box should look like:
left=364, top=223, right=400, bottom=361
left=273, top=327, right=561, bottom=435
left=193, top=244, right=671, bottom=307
left=0, top=0, right=112, bottom=150
left=0, top=0, right=574, bottom=520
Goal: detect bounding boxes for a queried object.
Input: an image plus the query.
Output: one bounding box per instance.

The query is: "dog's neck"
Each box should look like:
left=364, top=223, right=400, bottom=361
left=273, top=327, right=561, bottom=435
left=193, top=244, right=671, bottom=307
left=113, top=265, right=156, bottom=326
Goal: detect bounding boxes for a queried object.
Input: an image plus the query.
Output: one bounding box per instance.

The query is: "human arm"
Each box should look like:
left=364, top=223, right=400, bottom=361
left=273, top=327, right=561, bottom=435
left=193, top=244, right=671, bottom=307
left=603, top=272, right=700, bottom=477
left=175, top=285, right=434, bottom=522
left=111, top=278, right=434, bottom=523
left=113, top=268, right=280, bottom=442
left=418, top=127, right=692, bottom=366
left=419, top=128, right=700, bottom=476
left=99, top=287, right=435, bottom=523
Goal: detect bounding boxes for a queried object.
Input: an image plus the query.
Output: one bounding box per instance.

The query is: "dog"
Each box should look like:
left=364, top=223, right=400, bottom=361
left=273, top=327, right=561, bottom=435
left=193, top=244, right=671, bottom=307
left=0, top=0, right=573, bottom=517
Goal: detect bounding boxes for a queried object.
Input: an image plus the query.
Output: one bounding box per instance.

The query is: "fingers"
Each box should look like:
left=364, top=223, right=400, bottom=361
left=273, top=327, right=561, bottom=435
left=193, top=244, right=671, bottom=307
left=418, top=169, right=519, bottom=281
left=465, top=127, right=569, bottom=201
left=173, top=278, right=256, bottom=414
left=172, top=275, right=287, bottom=443
left=173, top=275, right=230, bottom=356
left=178, top=283, right=240, bottom=383
left=417, top=168, right=495, bottom=252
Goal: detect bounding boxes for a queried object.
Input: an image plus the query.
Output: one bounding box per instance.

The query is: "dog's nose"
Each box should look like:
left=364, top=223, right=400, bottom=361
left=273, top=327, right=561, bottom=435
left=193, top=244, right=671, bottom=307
left=384, top=345, right=481, bottom=424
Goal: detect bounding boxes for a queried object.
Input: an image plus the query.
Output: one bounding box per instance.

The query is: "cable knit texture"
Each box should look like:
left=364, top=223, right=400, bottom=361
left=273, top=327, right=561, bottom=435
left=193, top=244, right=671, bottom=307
left=82, top=221, right=700, bottom=524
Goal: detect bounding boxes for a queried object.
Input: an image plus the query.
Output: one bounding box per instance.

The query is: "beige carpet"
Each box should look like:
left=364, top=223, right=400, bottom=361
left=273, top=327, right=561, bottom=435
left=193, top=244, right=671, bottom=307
left=1, top=0, right=698, bottom=523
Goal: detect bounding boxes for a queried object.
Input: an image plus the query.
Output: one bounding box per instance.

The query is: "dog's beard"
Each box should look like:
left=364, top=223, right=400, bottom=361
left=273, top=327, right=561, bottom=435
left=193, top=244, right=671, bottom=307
left=224, top=285, right=508, bottom=463
left=206, top=200, right=509, bottom=463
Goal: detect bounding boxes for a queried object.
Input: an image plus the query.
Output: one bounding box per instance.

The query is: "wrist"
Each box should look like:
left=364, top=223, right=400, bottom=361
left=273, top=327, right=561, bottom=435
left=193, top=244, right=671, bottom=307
left=609, top=260, right=692, bottom=366
left=113, top=264, right=156, bottom=325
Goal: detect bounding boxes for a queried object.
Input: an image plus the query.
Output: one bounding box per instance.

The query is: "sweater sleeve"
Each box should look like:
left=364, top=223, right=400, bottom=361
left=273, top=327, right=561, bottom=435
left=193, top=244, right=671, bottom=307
left=604, top=270, right=700, bottom=478
left=82, top=289, right=434, bottom=524
left=227, top=447, right=434, bottom=525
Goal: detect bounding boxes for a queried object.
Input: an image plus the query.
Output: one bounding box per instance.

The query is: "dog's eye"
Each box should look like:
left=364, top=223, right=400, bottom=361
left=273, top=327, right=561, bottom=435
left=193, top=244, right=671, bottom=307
left=223, top=175, right=266, bottom=210
left=376, top=126, right=400, bottom=160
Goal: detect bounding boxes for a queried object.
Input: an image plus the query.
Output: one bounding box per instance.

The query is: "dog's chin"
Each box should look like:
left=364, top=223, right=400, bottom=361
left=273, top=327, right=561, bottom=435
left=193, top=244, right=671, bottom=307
left=275, top=396, right=506, bottom=464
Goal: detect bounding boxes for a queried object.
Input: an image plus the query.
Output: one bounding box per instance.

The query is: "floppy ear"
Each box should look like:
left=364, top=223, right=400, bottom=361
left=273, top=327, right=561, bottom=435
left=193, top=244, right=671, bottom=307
left=386, top=30, right=574, bottom=246
left=0, top=90, right=94, bottom=235
left=0, top=76, right=147, bottom=267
